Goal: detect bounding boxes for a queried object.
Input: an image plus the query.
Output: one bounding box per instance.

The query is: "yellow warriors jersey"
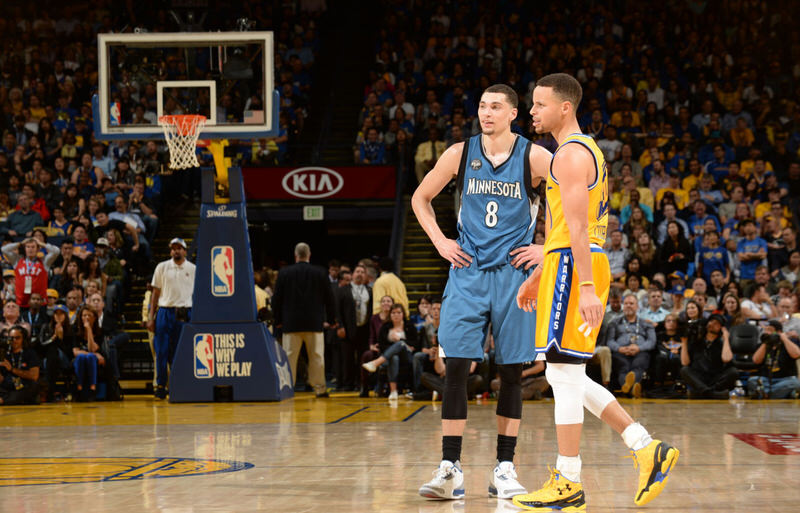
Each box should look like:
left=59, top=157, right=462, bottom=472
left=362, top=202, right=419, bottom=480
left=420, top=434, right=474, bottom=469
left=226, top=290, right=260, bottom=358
left=543, top=133, right=609, bottom=254
left=536, top=133, right=611, bottom=358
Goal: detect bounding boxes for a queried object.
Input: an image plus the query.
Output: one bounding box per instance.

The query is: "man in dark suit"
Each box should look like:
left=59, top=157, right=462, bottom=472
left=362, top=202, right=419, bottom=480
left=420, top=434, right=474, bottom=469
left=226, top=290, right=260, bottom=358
left=272, top=242, right=336, bottom=398
left=335, top=264, right=372, bottom=393
left=88, top=292, right=130, bottom=385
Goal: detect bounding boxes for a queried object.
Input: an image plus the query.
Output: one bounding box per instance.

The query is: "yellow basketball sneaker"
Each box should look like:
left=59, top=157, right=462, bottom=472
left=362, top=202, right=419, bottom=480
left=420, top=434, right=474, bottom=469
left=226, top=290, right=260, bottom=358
left=632, top=440, right=679, bottom=506
left=511, top=467, right=586, bottom=511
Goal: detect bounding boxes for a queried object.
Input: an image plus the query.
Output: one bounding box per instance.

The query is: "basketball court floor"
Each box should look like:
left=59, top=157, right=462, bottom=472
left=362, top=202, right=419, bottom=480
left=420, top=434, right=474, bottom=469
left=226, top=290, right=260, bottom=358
left=1, top=395, right=798, bottom=512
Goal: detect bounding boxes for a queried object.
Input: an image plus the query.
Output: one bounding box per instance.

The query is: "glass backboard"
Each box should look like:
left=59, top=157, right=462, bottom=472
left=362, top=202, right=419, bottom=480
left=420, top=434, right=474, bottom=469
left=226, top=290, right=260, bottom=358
left=94, top=31, right=277, bottom=140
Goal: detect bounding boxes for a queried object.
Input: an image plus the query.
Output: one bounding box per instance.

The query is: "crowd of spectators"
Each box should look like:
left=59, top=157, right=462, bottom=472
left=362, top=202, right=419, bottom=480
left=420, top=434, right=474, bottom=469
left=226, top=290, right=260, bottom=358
left=348, top=0, right=800, bottom=398
left=0, top=2, right=324, bottom=404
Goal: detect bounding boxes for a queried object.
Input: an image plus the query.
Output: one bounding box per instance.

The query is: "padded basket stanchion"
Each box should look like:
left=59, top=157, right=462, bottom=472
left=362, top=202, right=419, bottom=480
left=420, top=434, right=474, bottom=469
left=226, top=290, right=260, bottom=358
left=158, top=114, right=207, bottom=169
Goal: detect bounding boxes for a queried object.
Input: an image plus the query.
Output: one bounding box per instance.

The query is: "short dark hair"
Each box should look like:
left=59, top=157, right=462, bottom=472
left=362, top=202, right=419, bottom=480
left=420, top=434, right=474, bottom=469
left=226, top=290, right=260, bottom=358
left=536, top=73, right=583, bottom=109
left=379, top=256, right=394, bottom=272
left=483, top=84, right=518, bottom=109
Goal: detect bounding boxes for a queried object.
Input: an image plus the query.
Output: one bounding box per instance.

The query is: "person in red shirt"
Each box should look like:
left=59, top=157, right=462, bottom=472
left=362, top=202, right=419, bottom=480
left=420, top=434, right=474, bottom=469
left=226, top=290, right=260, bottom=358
left=14, top=238, right=48, bottom=309
left=18, top=185, right=50, bottom=222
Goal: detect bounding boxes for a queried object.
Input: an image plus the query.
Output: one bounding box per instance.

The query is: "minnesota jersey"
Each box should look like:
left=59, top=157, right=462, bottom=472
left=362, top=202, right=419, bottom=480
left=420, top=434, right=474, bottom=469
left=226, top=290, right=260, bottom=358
left=455, top=134, right=538, bottom=269
left=543, top=133, right=609, bottom=254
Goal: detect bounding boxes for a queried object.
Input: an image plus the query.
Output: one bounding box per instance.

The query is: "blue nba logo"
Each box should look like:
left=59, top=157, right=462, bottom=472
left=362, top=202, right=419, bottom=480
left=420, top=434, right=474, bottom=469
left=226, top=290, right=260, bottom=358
left=211, top=246, right=235, bottom=297
left=194, top=334, right=215, bottom=378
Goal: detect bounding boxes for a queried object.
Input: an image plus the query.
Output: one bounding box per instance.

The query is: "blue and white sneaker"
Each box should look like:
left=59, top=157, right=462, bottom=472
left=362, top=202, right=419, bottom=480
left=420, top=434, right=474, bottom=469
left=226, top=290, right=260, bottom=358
left=419, top=460, right=465, bottom=499
left=488, top=460, right=527, bottom=499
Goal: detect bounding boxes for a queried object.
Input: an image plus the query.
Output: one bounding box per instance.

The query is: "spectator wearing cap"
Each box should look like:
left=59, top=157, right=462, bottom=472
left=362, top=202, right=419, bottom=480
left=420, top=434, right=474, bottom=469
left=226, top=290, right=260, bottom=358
left=148, top=238, right=195, bottom=399
left=679, top=313, right=738, bottom=399
left=45, top=289, right=59, bottom=316
left=669, top=284, right=687, bottom=314
left=746, top=320, right=800, bottom=399
left=607, top=294, right=655, bottom=397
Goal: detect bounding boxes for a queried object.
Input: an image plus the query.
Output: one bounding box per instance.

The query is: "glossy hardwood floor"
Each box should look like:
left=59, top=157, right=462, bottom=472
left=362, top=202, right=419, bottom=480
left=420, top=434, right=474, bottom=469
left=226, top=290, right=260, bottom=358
left=1, top=393, right=798, bottom=512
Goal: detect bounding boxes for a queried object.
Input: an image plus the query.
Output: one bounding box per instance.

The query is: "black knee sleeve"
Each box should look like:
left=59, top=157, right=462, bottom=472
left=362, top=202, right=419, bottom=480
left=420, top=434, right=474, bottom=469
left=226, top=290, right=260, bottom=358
left=496, top=363, right=523, bottom=419
left=442, top=357, right=471, bottom=420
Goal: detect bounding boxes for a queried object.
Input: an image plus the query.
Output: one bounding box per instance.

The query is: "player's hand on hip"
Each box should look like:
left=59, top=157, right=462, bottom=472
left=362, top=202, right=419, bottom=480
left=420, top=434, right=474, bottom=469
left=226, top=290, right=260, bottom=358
left=578, top=286, right=604, bottom=330
left=434, top=238, right=472, bottom=268
left=516, top=266, right=542, bottom=312
left=509, top=244, right=544, bottom=270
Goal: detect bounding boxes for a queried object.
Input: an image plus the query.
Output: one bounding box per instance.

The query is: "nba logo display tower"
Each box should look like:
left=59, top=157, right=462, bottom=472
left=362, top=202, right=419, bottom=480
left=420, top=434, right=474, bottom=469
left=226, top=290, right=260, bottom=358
left=168, top=165, right=293, bottom=402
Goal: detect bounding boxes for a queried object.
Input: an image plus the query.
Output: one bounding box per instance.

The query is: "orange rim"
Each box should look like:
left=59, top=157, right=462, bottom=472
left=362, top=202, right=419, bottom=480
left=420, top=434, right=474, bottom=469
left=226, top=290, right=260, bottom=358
left=158, top=114, right=207, bottom=136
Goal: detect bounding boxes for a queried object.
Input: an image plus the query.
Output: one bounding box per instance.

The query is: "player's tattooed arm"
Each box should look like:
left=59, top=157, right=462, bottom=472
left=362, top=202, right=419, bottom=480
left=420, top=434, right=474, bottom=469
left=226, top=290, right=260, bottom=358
left=412, top=142, right=473, bottom=268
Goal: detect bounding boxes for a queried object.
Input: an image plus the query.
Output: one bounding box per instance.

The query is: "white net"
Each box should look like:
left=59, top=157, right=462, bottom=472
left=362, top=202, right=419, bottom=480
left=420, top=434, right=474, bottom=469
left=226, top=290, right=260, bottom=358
left=158, top=115, right=207, bottom=170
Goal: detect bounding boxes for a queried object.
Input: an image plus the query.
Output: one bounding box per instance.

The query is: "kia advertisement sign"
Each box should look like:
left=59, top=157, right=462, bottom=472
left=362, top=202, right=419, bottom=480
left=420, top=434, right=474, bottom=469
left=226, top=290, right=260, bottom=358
left=242, top=166, right=396, bottom=200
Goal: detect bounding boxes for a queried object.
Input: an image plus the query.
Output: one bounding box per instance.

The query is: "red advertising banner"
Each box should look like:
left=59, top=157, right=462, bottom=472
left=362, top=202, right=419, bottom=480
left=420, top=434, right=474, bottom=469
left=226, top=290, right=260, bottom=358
left=242, top=166, right=396, bottom=200
left=730, top=433, right=800, bottom=455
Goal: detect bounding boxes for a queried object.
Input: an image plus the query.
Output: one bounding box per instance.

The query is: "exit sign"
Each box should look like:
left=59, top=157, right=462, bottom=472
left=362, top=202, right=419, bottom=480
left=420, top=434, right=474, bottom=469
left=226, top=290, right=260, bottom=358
left=303, top=205, right=324, bottom=221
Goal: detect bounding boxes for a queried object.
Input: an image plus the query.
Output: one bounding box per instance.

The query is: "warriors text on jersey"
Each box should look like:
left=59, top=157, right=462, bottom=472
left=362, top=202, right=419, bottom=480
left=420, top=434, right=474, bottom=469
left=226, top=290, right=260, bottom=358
left=455, top=134, right=538, bottom=269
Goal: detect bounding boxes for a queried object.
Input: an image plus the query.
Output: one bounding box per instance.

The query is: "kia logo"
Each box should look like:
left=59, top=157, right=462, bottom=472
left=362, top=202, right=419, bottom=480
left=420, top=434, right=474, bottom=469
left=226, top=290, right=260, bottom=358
left=281, top=167, right=344, bottom=199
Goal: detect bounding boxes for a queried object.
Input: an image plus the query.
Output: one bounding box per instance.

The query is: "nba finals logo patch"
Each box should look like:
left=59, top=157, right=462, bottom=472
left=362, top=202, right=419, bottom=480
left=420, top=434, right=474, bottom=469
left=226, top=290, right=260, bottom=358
left=194, top=334, right=215, bottom=378
left=211, top=246, right=234, bottom=297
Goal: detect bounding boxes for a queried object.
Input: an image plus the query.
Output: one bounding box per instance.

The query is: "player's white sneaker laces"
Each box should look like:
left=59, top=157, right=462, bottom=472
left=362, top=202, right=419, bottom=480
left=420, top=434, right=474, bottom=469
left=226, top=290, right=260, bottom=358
left=488, top=460, right=527, bottom=499
left=419, top=460, right=465, bottom=499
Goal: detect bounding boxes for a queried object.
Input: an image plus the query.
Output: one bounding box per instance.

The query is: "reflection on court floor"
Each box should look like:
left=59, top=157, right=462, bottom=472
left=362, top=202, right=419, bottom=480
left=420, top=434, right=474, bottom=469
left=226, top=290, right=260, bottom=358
left=0, top=457, right=252, bottom=486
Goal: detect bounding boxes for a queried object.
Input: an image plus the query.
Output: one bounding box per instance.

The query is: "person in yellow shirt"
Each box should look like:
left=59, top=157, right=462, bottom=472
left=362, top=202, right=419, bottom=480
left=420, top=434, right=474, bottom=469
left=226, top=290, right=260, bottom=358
left=371, top=256, right=409, bottom=318
left=414, top=127, right=447, bottom=185
left=638, top=145, right=665, bottom=169
left=681, top=158, right=704, bottom=191
left=740, top=148, right=773, bottom=177
left=611, top=176, right=654, bottom=211
left=655, top=171, right=689, bottom=209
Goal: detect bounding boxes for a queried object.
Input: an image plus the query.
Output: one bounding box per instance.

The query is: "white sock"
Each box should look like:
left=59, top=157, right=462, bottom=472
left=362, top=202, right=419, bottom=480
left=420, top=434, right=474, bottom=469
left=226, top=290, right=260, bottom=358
left=556, top=454, right=581, bottom=483
left=621, top=422, right=653, bottom=451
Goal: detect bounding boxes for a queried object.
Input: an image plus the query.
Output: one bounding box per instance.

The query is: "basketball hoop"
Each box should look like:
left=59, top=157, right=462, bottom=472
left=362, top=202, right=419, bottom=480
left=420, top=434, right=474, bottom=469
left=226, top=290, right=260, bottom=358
left=158, top=114, right=207, bottom=169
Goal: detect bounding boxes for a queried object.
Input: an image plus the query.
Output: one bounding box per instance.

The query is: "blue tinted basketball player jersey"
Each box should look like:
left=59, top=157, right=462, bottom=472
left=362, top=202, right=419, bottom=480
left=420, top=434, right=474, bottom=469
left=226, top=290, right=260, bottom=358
left=456, top=135, right=537, bottom=269
left=438, top=134, right=539, bottom=364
